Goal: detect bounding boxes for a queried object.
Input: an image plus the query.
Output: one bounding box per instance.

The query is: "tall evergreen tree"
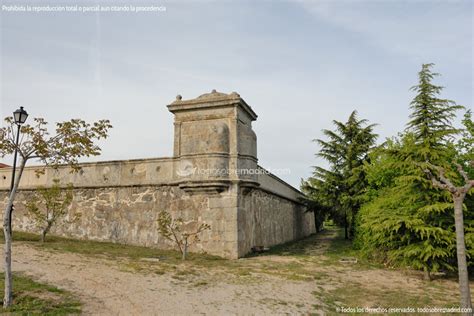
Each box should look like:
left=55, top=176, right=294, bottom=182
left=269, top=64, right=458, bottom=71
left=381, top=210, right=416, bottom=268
left=357, top=135, right=456, bottom=278
left=406, top=63, right=463, bottom=161
left=357, top=64, right=467, bottom=280
left=303, top=111, right=377, bottom=239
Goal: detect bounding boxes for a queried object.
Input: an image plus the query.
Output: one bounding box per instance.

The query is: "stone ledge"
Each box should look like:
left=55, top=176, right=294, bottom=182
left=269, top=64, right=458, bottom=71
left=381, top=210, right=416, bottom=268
left=178, top=180, right=231, bottom=195
left=168, top=90, right=257, bottom=121
left=0, top=183, right=181, bottom=191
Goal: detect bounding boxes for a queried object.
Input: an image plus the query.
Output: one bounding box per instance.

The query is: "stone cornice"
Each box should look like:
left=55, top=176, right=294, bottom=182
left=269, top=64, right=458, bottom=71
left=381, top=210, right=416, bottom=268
left=167, top=90, right=258, bottom=121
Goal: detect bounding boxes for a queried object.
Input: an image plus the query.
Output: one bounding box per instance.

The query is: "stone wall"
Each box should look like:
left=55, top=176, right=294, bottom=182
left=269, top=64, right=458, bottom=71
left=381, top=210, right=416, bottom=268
left=0, top=158, right=176, bottom=190
left=0, top=182, right=239, bottom=258
left=237, top=188, right=313, bottom=256
left=0, top=90, right=315, bottom=258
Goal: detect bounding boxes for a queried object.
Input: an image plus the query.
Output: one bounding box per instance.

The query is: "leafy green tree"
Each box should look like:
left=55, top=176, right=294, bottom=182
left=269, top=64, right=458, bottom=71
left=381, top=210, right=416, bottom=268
left=304, top=111, right=377, bottom=239
left=26, top=179, right=78, bottom=243
left=0, top=117, right=111, bottom=307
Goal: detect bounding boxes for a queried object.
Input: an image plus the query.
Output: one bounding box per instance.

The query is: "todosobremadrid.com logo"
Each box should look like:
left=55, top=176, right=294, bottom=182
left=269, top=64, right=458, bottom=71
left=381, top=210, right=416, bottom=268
left=176, top=160, right=197, bottom=177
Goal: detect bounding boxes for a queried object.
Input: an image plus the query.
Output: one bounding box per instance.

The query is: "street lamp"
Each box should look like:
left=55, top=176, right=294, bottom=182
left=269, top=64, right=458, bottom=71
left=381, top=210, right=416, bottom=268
left=13, top=106, right=28, bottom=126
left=9, top=106, right=28, bottom=235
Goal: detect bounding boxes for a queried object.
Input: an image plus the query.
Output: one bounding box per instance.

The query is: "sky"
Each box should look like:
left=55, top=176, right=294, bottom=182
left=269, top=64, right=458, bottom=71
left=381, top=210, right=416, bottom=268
left=0, top=0, right=472, bottom=187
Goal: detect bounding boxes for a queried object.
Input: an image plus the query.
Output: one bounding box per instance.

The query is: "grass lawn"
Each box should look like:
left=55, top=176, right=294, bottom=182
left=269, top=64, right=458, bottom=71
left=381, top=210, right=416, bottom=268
left=2, top=230, right=228, bottom=271
left=0, top=273, right=81, bottom=315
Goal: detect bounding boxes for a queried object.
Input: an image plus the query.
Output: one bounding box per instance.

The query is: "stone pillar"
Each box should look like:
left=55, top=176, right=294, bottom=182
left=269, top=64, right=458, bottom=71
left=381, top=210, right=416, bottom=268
left=167, top=90, right=259, bottom=258
left=167, top=89, right=259, bottom=192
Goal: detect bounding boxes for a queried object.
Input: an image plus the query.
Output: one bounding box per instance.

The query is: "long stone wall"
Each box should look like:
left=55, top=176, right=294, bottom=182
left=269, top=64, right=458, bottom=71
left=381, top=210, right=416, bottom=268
left=0, top=157, right=176, bottom=190
left=0, top=184, right=239, bottom=258
left=0, top=90, right=315, bottom=258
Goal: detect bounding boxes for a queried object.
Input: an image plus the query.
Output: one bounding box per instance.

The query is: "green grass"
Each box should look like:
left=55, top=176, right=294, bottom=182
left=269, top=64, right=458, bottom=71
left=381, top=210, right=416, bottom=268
left=0, top=273, right=81, bottom=315
left=306, top=229, right=463, bottom=313
left=249, top=226, right=379, bottom=269
left=313, top=281, right=460, bottom=314
left=6, top=231, right=183, bottom=260
left=4, top=230, right=330, bottom=282
left=3, top=231, right=226, bottom=267
left=246, top=226, right=462, bottom=313
left=321, top=228, right=382, bottom=269
left=248, top=232, right=323, bottom=258
left=1, top=231, right=244, bottom=282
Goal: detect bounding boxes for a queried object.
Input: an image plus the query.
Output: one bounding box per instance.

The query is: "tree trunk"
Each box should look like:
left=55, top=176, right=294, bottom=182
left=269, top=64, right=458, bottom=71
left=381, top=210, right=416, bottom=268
left=344, top=210, right=348, bottom=240
left=3, top=159, right=26, bottom=308
left=41, top=229, right=47, bottom=243
left=423, top=269, right=431, bottom=281
left=453, top=195, right=472, bottom=312
left=3, top=207, right=13, bottom=307
left=182, top=239, right=188, bottom=260
left=314, top=211, right=320, bottom=233
left=41, top=222, right=53, bottom=243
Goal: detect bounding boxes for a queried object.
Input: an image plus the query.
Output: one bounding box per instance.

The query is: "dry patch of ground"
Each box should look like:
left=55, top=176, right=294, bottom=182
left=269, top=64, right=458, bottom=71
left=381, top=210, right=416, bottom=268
left=2, top=227, right=470, bottom=315
left=11, top=245, right=317, bottom=315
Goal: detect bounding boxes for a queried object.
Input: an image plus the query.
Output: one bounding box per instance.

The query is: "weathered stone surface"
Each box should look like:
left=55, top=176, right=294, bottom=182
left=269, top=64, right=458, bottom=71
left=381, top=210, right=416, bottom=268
left=0, top=90, right=315, bottom=259
left=237, top=189, right=313, bottom=256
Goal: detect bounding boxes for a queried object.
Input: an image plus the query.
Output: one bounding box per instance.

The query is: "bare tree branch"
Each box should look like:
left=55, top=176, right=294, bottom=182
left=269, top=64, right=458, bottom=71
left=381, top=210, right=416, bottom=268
left=456, top=163, right=470, bottom=184
left=424, top=162, right=460, bottom=194
left=430, top=176, right=452, bottom=192
left=463, top=180, right=474, bottom=194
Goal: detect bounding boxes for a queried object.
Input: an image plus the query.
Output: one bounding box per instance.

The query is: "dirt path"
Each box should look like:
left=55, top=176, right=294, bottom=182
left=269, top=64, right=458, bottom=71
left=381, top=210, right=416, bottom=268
left=10, top=244, right=321, bottom=315
left=5, top=228, right=463, bottom=314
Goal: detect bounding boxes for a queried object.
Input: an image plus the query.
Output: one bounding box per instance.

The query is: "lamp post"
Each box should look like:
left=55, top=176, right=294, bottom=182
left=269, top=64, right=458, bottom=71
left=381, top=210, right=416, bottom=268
left=9, top=106, right=28, bottom=236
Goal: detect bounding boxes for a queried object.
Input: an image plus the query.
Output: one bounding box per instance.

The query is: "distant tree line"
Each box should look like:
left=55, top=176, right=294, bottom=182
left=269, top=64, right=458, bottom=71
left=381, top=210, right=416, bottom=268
left=302, top=64, right=473, bottom=310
